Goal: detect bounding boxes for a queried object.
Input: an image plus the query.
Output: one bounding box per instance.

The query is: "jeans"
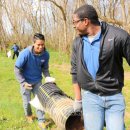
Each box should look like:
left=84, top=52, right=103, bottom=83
left=20, top=81, right=45, bottom=123
left=82, top=90, right=125, bottom=130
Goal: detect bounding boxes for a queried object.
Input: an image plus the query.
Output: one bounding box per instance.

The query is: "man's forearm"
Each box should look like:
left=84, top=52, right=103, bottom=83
left=73, top=83, right=81, bottom=100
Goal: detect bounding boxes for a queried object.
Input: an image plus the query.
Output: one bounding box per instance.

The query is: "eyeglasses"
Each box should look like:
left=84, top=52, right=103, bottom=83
left=72, top=18, right=85, bottom=25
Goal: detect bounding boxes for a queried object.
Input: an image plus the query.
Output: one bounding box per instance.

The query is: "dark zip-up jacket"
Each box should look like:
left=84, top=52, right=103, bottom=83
left=71, top=22, right=130, bottom=96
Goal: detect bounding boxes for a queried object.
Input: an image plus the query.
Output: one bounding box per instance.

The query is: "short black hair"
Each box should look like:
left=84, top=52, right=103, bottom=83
left=74, top=4, right=100, bottom=25
left=33, top=33, right=45, bottom=43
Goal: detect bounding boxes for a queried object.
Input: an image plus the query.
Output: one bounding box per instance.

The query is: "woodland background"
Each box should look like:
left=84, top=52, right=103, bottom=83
left=0, top=0, right=130, bottom=54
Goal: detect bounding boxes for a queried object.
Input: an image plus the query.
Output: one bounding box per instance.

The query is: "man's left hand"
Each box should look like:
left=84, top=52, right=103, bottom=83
left=73, top=99, right=82, bottom=112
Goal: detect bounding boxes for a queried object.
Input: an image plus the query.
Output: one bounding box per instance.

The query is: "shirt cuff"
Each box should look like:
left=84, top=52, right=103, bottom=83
left=72, top=74, right=78, bottom=84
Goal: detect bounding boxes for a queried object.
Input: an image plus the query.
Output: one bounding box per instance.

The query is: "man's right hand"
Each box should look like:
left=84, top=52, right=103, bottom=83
left=24, top=82, right=32, bottom=90
left=45, top=77, right=55, bottom=83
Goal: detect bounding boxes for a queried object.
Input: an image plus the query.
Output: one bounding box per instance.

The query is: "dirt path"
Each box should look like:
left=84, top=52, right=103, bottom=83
left=124, top=72, right=130, bottom=80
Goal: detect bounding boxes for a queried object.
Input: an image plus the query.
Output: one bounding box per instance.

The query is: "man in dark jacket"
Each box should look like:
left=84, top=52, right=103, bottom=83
left=71, top=4, right=130, bottom=130
left=11, top=43, right=20, bottom=59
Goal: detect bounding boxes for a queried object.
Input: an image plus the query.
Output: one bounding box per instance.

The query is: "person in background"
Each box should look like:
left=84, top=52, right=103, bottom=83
left=71, top=4, right=130, bottom=130
left=14, top=33, right=51, bottom=130
left=11, top=43, right=20, bottom=59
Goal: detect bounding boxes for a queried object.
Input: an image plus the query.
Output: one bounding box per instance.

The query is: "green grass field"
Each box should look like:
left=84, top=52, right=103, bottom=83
left=0, top=51, right=130, bottom=130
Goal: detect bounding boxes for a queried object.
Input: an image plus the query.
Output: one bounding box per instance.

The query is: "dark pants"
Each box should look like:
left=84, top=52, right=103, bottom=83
left=12, top=51, right=19, bottom=59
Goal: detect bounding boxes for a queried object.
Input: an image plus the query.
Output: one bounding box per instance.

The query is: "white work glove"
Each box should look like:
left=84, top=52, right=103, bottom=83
left=73, top=99, right=82, bottom=112
left=45, top=77, right=55, bottom=83
left=29, top=95, right=44, bottom=111
left=24, top=82, right=32, bottom=90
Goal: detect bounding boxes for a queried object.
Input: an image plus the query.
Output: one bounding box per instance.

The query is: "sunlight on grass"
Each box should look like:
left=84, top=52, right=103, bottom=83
left=0, top=51, right=130, bottom=130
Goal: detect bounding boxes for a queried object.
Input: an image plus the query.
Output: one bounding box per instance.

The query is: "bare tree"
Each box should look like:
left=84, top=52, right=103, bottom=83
left=92, top=0, right=130, bottom=33
left=0, top=0, right=129, bottom=53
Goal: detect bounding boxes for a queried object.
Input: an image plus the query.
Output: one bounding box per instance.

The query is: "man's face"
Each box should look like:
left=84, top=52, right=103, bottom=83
left=33, top=39, right=45, bottom=54
left=72, top=14, right=88, bottom=35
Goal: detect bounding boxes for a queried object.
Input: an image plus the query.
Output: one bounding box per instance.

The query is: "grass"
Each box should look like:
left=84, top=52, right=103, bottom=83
left=0, top=51, right=130, bottom=130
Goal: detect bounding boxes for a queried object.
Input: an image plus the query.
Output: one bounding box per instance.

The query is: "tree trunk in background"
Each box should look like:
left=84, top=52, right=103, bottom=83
left=0, top=0, right=129, bottom=52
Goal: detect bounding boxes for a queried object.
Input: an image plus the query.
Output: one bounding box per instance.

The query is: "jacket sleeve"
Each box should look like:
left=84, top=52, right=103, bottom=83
left=42, top=65, right=50, bottom=77
left=42, top=52, right=50, bottom=77
left=71, top=38, right=78, bottom=84
left=14, top=66, right=26, bottom=85
left=122, top=33, right=130, bottom=65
